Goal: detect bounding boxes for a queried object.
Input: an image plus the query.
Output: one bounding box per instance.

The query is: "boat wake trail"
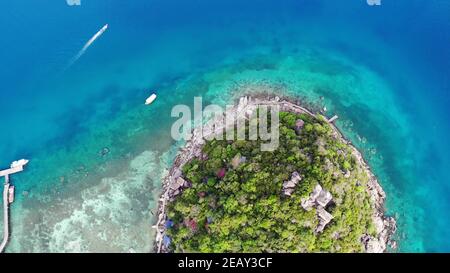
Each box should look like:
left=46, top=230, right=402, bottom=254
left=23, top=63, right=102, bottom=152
left=65, top=24, right=108, bottom=70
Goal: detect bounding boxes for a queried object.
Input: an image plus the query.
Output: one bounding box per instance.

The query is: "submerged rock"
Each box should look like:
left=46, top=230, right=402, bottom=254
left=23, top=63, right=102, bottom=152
left=99, top=147, right=110, bottom=157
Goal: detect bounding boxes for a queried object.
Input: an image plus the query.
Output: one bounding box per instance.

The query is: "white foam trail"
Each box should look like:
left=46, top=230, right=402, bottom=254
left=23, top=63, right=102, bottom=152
left=65, top=24, right=108, bottom=69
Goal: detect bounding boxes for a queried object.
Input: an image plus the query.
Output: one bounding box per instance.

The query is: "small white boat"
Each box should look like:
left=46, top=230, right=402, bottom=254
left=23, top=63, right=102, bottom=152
left=145, top=93, right=157, bottom=105
left=8, top=186, right=14, bottom=204
left=10, top=159, right=29, bottom=169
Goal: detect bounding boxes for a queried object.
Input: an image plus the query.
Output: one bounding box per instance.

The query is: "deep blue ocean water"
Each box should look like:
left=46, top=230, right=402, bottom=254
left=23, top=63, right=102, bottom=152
left=0, top=0, right=449, bottom=252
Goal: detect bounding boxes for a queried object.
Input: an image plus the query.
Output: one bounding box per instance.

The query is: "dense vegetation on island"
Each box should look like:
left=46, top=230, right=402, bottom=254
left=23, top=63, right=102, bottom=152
left=166, top=111, right=376, bottom=252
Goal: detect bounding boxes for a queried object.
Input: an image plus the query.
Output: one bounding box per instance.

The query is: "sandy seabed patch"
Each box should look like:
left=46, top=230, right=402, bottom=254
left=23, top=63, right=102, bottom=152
left=9, top=150, right=169, bottom=253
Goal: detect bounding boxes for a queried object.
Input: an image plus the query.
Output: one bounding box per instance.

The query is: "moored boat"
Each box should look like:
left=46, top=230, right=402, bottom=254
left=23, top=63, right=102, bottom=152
left=145, top=93, right=157, bottom=105
left=8, top=186, right=14, bottom=204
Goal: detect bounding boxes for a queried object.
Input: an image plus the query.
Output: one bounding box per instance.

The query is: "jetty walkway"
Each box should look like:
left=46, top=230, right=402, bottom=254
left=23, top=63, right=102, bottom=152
left=0, top=159, right=29, bottom=253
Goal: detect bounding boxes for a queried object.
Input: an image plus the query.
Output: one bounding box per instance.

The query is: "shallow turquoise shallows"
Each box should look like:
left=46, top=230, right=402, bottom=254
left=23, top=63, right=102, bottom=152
left=0, top=0, right=449, bottom=252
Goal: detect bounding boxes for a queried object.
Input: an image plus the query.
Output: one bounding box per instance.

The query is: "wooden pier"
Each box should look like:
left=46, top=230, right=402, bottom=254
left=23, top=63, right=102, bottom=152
left=0, top=159, right=28, bottom=253
left=328, top=115, right=339, bottom=123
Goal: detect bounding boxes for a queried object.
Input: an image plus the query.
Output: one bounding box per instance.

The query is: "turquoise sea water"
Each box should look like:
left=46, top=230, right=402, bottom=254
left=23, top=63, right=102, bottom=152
left=0, top=0, right=449, bottom=252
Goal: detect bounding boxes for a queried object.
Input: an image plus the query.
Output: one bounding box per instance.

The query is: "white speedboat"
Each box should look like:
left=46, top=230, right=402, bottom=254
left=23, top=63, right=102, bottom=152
left=10, top=159, right=29, bottom=169
left=145, top=93, right=157, bottom=105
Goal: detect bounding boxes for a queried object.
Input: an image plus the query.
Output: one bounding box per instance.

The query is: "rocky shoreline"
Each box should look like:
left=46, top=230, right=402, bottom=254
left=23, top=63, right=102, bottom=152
left=327, top=112, right=397, bottom=252
left=153, top=95, right=396, bottom=253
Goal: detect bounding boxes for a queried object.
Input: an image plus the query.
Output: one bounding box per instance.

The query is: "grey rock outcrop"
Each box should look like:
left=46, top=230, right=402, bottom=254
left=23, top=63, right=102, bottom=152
left=301, top=184, right=334, bottom=233
left=301, top=184, right=333, bottom=210
left=282, top=172, right=302, bottom=196
left=316, top=207, right=334, bottom=233
left=295, top=119, right=305, bottom=134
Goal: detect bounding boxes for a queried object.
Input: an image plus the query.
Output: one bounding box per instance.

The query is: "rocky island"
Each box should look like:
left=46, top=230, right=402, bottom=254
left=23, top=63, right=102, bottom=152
left=154, top=96, right=396, bottom=253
